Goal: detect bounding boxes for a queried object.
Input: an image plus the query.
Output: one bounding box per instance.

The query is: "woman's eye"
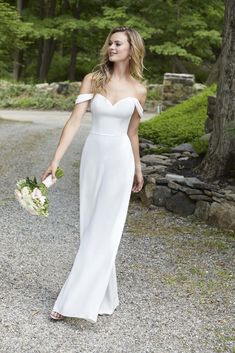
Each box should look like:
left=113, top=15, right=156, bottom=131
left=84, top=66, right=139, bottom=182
left=108, top=42, right=121, bottom=46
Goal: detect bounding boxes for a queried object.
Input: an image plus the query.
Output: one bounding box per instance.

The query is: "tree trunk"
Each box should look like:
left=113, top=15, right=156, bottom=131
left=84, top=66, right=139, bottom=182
left=13, top=0, right=24, bottom=81
left=39, top=0, right=57, bottom=82
left=205, top=52, right=221, bottom=85
left=171, top=56, right=189, bottom=73
left=13, top=50, right=24, bottom=81
left=36, top=1, right=45, bottom=79
left=39, top=38, right=56, bottom=82
left=196, top=0, right=235, bottom=181
left=37, top=38, right=44, bottom=79
left=68, top=1, right=80, bottom=81
left=68, top=44, right=78, bottom=81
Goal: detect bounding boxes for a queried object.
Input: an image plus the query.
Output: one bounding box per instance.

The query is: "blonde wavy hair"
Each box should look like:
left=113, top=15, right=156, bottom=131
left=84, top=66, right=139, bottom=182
left=91, top=26, right=145, bottom=94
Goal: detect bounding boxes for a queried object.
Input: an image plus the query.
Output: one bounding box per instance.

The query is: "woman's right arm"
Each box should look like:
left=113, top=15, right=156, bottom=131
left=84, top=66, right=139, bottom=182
left=40, top=73, right=93, bottom=182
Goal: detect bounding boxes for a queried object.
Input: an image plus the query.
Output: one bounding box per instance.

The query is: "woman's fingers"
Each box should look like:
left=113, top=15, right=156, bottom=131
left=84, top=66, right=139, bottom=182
left=51, top=169, right=56, bottom=180
left=41, top=163, right=59, bottom=182
left=132, top=177, right=144, bottom=192
left=41, top=167, right=52, bottom=182
left=41, top=172, right=49, bottom=182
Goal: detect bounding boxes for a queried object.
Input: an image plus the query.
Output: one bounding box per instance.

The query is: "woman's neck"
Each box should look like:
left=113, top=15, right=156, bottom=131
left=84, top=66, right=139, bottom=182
left=111, top=61, right=130, bottom=81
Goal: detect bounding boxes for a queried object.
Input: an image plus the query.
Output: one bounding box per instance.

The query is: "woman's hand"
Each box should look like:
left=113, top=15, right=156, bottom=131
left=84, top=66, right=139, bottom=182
left=40, top=160, right=59, bottom=182
left=132, top=170, right=144, bottom=193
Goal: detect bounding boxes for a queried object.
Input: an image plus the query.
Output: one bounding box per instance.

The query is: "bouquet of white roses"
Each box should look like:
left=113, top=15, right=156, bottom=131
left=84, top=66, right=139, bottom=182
left=14, top=167, right=64, bottom=217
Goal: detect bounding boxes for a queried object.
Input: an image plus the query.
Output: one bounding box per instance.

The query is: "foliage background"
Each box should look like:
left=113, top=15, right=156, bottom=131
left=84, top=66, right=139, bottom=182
left=0, top=0, right=224, bottom=84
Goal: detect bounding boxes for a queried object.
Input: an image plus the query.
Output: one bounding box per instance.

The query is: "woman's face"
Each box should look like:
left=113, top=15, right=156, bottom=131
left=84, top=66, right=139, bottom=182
left=108, top=32, right=131, bottom=63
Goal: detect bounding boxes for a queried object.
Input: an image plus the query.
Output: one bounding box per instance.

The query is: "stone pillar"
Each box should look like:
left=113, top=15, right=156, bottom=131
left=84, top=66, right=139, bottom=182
left=162, top=73, right=195, bottom=111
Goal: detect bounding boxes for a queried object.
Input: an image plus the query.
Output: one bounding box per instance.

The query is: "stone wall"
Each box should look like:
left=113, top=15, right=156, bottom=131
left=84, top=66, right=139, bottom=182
left=134, top=138, right=235, bottom=233
left=144, top=83, right=163, bottom=113
left=34, top=75, right=206, bottom=114
left=35, top=81, right=81, bottom=95
left=162, top=73, right=205, bottom=111
left=154, top=174, right=235, bottom=231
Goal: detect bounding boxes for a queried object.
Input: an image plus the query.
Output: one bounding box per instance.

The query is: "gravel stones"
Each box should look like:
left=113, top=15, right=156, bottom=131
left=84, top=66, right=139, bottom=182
left=0, top=116, right=234, bottom=353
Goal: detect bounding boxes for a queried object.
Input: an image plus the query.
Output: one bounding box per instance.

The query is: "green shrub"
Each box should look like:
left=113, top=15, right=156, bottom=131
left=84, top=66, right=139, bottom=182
left=0, top=81, right=76, bottom=110
left=192, top=138, right=209, bottom=156
left=139, top=84, right=217, bottom=148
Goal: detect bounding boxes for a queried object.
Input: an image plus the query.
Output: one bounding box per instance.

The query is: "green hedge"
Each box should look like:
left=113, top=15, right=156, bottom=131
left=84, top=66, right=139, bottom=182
left=139, top=85, right=217, bottom=149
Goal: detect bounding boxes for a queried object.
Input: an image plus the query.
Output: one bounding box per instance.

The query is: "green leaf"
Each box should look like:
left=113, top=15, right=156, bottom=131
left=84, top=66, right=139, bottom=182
left=55, top=167, right=64, bottom=179
left=150, top=42, right=202, bottom=65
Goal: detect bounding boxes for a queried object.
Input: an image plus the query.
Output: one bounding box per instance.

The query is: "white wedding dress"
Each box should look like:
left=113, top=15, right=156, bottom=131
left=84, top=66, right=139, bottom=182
left=52, top=92, right=143, bottom=323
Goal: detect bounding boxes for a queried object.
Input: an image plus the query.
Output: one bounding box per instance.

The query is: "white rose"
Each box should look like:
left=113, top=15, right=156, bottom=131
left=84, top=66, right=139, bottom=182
left=39, top=196, right=46, bottom=205
left=21, top=186, right=30, bottom=197
left=14, top=189, right=22, bottom=202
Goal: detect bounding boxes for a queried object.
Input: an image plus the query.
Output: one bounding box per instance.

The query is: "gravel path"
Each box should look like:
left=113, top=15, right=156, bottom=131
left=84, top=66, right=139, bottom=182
left=0, top=112, right=234, bottom=353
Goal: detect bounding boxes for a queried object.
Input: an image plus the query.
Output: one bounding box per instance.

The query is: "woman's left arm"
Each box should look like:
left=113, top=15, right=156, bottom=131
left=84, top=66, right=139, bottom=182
left=127, top=86, right=147, bottom=193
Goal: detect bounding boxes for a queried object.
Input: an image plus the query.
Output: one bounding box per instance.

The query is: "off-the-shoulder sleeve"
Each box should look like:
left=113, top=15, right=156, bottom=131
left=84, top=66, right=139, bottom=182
left=75, top=93, right=94, bottom=104
left=134, top=99, right=144, bottom=119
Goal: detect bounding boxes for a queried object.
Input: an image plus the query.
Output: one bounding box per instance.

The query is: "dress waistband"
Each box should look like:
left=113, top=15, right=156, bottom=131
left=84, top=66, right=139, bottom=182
left=89, top=131, right=127, bottom=136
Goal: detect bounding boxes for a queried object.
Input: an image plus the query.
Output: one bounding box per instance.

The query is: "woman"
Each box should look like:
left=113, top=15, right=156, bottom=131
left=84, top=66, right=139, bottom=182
left=41, top=26, right=147, bottom=323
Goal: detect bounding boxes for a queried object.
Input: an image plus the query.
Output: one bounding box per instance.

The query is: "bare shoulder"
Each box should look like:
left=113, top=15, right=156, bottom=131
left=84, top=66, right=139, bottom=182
left=79, top=72, right=94, bottom=94
left=83, top=72, right=95, bottom=82
left=132, top=79, right=148, bottom=106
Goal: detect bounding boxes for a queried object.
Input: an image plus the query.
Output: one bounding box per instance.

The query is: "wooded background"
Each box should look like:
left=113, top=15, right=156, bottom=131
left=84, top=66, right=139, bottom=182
left=1, top=0, right=224, bottom=83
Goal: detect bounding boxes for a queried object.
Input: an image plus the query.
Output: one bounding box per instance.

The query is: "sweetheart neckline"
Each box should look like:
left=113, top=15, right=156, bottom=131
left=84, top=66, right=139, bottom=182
left=95, top=93, right=142, bottom=108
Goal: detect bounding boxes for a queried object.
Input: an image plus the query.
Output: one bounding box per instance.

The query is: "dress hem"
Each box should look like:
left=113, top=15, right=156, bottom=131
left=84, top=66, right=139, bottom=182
left=52, top=304, right=119, bottom=324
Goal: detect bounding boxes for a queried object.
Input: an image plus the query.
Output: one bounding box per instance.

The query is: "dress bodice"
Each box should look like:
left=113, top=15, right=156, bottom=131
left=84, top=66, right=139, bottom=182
left=75, top=93, right=143, bottom=136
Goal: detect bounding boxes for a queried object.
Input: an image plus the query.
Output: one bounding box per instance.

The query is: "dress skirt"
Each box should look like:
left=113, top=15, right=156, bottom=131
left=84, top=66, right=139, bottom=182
left=52, top=131, right=135, bottom=323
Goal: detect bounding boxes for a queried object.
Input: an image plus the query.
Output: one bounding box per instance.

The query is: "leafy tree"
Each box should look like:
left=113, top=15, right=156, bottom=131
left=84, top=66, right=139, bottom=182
left=0, top=2, right=33, bottom=78
left=144, top=0, right=224, bottom=77
left=0, top=0, right=225, bottom=83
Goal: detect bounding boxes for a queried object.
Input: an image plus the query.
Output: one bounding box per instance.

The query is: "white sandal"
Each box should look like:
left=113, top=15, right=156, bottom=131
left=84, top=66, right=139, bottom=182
left=50, top=311, right=64, bottom=321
